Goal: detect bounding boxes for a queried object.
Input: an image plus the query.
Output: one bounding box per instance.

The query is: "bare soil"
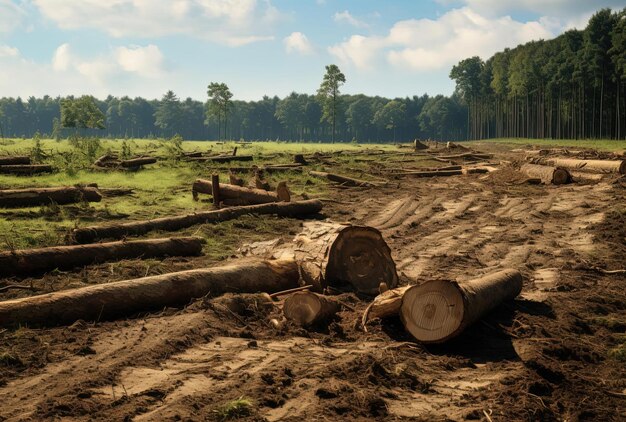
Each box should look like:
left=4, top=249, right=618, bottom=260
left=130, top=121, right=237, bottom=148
left=1, top=144, right=625, bottom=421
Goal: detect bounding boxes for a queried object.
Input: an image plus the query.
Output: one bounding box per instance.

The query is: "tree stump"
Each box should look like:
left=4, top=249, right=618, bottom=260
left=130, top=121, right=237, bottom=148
left=283, top=291, right=340, bottom=327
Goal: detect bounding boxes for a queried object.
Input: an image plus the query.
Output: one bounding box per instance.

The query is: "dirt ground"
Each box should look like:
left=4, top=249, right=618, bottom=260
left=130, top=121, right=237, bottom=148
left=1, top=143, right=625, bottom=421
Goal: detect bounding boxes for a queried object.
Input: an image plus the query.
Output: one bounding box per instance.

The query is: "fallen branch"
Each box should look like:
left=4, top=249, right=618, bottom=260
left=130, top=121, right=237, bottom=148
left=269, top=284, right=313, bottom=299
left=71, top=199, right=323, bottom=243
left=0, top=258, right=300, bottom=327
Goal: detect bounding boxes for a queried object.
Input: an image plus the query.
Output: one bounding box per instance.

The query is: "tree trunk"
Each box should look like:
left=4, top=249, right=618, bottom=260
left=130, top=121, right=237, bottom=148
left=0, top=237, right=203, bottom=277
left=283, top=291, right=341, bottom=327
left=0, top=186, right=101, bottom=208
left=193, top=179, right=290, bottom=205
left=291, top=222, right=398, bottom=296
left=0, top=156, right=30, bottom=165
left=541, top=158, right=625, bottom=175
left=71, top=199, right=323, bottom=243
left=0, top=258, right=299, bottom=328
left=520, top=164, right=572, bottom=185
left=400, top=269, right=522, bottom=343
left=309, top=171, right=381, bottom=187
left=0, top=165, right=53, bottom=175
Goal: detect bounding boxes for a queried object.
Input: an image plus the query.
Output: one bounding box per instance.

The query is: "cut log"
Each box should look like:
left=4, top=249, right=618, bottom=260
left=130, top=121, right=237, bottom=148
left=292, top=222, right=398, bottom=296
left=0, top=186, right=102, bottom=208
left=229, top=173, right=245, bottom=186
left=71, top=199, right=323, bottom=243
left=0, top=156, right=30, bottom=165
left=362, top=285, right=412, bottom=327
left=265, top=163, right=303, bottom=169
left=310, top=171, right=380, bottom=187
left=569, top=171, right=604, bottom=182
left=276, top=181, right=290, bottom=202
left=0, top=164, right=53, bottom=175
left=211, top=174, right=221, bottom=208
left=400, top=269, right=523, bottom=343
left=192, top=179, right=289, bottom=205
left=262, top=166, right=303, bottom=173
left=0, top=237, right=204, bottom=277
left=283, top=291, right=341, bottom=327
left=94, top=154, right=119, bottom=168
left=99, top=187, right=135, bottom=197
left=520, top=164, right=571, bottom=185
left=0, top=258, right=299, bottom=327
left=120, top=157, right=157, bottom=168
left=543, top=158, right=625, bottom=175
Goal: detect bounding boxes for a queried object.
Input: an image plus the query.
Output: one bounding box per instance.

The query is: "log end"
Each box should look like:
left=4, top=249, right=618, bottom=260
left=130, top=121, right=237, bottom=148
left=552, top=168, right=572, bottom=185
left=400, top=281, right=465, bottom=344
left=276, top=182, right=290, bottom=202
left=283, top=291, right=340, bottom=327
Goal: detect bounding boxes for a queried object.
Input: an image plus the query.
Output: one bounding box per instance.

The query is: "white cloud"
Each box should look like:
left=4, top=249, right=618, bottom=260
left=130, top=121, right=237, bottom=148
left=283, top=32, right=313, bottom=55
left=115, top=45, right=165, bottom=78
left=0, top=0, right=26, bottom=33
left=437, top=0, right=624, bottom=18
left=329, top=7, right=557, bottom=71
left=32, top=0, right=282, bottom=46
left=52, top=43, right=71, bottom=71
left=333, top=10, right=368, bottom=28
left=0, top=45, right=19, bottom=57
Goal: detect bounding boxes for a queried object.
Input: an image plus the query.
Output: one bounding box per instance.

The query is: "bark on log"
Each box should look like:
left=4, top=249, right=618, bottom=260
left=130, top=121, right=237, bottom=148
left=211, top=174, right=221, bottom=208
left=520, top=164, right=571, bottom=185
left=292, top=222, right=398, bottom=296
left=0, top=237, right=204, bottom=277
left=0, top=258, right=299, bottom=327
left=543, top=158, right=626, bottom=175
left=283, top=291, right=341, bottom=327
left=192, top=179, right=289, bottom=204
left=400, top=269, right=523, bottom=343
left=71, top=199, right=323, bottom=243
left=0, top=156, right=30, bottom=165
left=0, top=186, right=102, bottom=208
left=120, top=157, right=157, bottom=168
left=94, top=154, right=119, bottom=168
left=0, top=165, right=53, bottom=175
left=310, top=171, right=380, bottom=187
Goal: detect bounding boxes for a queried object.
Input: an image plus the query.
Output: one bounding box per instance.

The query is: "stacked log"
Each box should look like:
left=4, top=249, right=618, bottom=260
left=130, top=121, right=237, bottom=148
left=0, top=237, right=204, bottom=277
left=0, top=258, right=299, bottom=327
left=71, top=199, right=323, bottom=243
left=0, top=186, right=102, bottom=208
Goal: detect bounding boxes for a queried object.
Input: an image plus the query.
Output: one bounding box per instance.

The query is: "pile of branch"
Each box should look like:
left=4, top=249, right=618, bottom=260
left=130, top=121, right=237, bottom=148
left=0, top=155, right=53, bottom=174
left=70, top=199, right=323, bottom=243
left=94, top=154, right=157, bottom=170
left=0, top=186, right=102, bottom=208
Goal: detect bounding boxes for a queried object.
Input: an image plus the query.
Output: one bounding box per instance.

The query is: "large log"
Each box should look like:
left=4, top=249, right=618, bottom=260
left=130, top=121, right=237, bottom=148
left=0, top=258, right=299, bottom=327
left=0, top=156, right=30, bottom=165
left=520, top=163, right=571, bottom=185
left=71, top=199, right=323, bottom=243
left=192, top=179, right=290, bottom=204
left=292, top=222, right=398, bottom=296
left=543, top=158, right=626, bottom=175
left=0, top=164, right=53, bottom=175
left=120, top=157, right=157, bottom=168
left=283, top=291, right=341, bottom=327
left=400, top=269, right=523, bottom=343
left=0, top=186, right=102, bottom=208
left=0, top=237, right=204, bottom=277
left=309, top=171, right=380, bottom=187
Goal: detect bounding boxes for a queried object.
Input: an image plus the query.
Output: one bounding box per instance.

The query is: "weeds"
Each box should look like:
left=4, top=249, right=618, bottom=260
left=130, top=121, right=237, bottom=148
left=213, top=397, right=253, bottom=420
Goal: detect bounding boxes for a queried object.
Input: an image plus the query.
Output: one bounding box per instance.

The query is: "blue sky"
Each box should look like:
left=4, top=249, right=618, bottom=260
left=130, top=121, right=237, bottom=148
left=0, top=0, right=623, bottom=101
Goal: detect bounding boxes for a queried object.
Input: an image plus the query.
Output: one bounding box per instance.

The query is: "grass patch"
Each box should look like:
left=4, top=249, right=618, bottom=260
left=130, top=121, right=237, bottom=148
left=213, top=396, right=253, bottom=420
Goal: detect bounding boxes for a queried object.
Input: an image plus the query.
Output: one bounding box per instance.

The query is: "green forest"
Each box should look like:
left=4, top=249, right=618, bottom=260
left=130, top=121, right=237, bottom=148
left=0, top=8, right=624, bottom=142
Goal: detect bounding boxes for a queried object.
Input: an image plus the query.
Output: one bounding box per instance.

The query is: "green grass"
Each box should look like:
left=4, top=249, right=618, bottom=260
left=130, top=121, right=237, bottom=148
left=213, top=397, right=253, bottom=420
left=472, top=137, right=626, bottom=152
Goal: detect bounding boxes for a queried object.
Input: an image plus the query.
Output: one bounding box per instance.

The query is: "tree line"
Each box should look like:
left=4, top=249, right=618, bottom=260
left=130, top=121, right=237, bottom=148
left=450, top=7, right=626, bottom=140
